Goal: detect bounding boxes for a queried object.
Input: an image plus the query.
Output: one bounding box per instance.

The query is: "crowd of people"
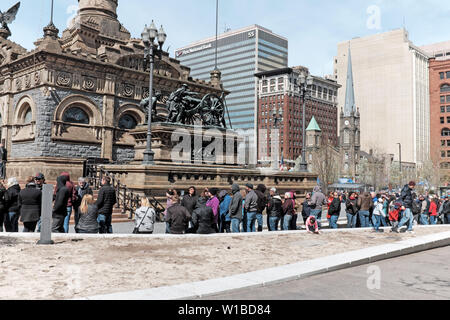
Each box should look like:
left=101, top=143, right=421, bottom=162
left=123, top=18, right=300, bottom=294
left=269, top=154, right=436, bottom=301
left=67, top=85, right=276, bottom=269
left=151, top=181, right=450, bottom=235
left=0, top=173, right=117, bottom=234
left=0, top=173, right=449, bottom=235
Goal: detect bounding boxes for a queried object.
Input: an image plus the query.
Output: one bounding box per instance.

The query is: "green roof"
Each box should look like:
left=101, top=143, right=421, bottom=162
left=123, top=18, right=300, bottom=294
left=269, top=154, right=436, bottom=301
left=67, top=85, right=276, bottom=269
left=306, top=116, right=321, bottom=132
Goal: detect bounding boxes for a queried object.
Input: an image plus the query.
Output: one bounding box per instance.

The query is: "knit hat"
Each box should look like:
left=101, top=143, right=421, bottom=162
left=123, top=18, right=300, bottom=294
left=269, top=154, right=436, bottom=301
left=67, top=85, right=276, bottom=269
left=245, top=183, right=254, bottom=190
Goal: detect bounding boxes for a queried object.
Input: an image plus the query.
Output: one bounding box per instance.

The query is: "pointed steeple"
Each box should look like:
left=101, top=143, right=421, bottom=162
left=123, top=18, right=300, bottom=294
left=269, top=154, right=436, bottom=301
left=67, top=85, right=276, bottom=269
left=306, top=116, right=321, bottom=132
left=344, top=45, right=356, bottom=117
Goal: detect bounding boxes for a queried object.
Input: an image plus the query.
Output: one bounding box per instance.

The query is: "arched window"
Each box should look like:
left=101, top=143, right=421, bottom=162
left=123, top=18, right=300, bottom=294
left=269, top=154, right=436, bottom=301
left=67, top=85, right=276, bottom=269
left=62, top=107, right=90, bottom=124
left=441, top=84, right=450, bottom=93
left=24, top=107, right=32, bottom=124
left=344, top=130, right=350, bottom=144
left=442, top=128, right=450, bottom=137
left=118, top=114, right=138, bottom=130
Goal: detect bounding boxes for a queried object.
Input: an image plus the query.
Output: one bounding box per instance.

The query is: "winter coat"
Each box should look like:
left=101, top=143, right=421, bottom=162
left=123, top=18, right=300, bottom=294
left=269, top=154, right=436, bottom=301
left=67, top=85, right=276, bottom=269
left=373, top=202, right=384, bottom=216
left=18, top=183, right=42, bottom=223
left=254, top=189, right=267, bottom=214
left=328, top=198, right=341, bottom=216
left=229, top=184, right=243, bottom=220
left=74, top=184, right=93, bottom=208
left=282, top=198, right=295, bottom=216
left=181, top=194, right=198, bottom=214
left=0, top=185, right=7, bottom=214
left=219, top=194, right=232, bottom=222
left=5, top=184, right=21, bottom=213
left=309, top=187, right=327, bottom=210
left=59, top=172, right=78, bottom=207
left=166, top=203, right=191, bottom=234
left=429, top=201, right=438, bottom=217
left=192, top=200, right=215, bottom=234
left=206, top=196, right=220, bottom=224
left=400, top=185, right=414, bottom=209
left=96, top=183, right=117, bottom=216
left=76, top=204, right=99, bottom=233
left=134, top=206, right=156, bottom=233
left=301, top=200, right=311, bottom=219
left=268, top=195, right=283, bottom=218
left=357, top=193, right=373, bottom=211
left=346, top=197, right=358, bottom=215
left=53, top=176, right=70, bottom=217
left=244, top=189, right=258, bottom=213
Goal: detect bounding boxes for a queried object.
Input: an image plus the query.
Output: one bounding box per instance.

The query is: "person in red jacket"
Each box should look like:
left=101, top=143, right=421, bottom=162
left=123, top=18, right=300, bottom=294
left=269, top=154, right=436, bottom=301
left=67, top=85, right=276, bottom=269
left=389, top=202, right=402, bottom=230
left=429, top=196, right=438, bottom=225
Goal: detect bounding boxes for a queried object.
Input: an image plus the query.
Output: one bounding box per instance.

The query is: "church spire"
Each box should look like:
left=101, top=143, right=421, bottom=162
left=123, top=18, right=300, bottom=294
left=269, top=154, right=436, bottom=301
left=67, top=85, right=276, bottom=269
left=344, top=45, right=356, bottom=117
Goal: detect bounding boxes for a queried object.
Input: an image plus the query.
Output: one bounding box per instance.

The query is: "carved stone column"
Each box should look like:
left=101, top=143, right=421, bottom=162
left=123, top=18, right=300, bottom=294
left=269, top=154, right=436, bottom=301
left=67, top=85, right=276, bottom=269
left=101, top=74, right=116, bottom=160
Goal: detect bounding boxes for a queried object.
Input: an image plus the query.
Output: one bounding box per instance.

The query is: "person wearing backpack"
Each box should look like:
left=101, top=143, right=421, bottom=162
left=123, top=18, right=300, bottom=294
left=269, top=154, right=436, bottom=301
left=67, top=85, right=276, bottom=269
left=254, top=184, right=267, bottom=232
left=346, top=192, right=358, bottom=228
left=392, top=181, right=416, bottom=233
left=418, top=194, right=430, bottom=225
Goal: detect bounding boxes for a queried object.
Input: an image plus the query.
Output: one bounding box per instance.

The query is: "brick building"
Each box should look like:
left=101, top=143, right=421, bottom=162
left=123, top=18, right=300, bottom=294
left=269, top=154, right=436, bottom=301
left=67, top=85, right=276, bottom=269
left=421, top=40, right=450, bottom=185
left=255, top=67, right=340, bottom=165
left=427, top=50, right=450, bottom=183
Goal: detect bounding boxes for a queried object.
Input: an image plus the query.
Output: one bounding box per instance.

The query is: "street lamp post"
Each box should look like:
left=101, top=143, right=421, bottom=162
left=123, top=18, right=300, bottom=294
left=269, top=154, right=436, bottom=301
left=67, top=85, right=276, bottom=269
left=299, top=73, right=314, bottom=172
left=272, top=106, right=283, bottom=170
left=397, top=143, right=402, bottom=185
left=141, top=21, right=167, bottom=166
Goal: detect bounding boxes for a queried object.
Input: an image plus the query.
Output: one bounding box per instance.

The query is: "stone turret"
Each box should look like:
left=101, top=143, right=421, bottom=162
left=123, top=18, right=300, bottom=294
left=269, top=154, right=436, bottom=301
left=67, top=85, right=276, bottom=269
left=78, top=0, right=118, bottom=18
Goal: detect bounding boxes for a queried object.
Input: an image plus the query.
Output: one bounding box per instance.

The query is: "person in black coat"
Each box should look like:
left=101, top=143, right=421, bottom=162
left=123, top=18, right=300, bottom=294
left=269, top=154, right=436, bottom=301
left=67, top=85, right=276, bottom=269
left=18, top=176, right=42, bottom=232
left=0, top=144, right=7, bottom=180
left=181, top=186, right=198, bottom=215
left=191, top=197, right=216, bottom=234
left=4, top=177, right=21, bottom=232
left=96, top=176, right=117, bottom=234
left=52, top=175, right=70, bottom=233
left=0, top=181, right=6, bottom=232
left=328, top=192, right=341, bottom=229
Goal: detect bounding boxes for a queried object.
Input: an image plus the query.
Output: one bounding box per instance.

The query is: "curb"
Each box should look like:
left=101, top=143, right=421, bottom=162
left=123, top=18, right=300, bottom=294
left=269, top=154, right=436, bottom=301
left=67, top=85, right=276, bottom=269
left=1, top=225, right=449, bottom=240
left=78, top=230, right=450, bottom=300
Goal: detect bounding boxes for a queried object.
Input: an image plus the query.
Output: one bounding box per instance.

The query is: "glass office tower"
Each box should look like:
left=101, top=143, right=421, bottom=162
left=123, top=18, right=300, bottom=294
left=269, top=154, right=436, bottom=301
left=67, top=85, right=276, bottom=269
left=176, top=25, right=288, bottom=131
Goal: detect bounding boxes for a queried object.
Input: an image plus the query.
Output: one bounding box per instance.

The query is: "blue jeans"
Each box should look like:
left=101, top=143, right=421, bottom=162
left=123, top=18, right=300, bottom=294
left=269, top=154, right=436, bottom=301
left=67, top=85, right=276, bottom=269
left=419, top=213, right=429, bottom=225
left=380, top=216, right=388, bottom=227
left=5, top=212, right=19, bottom=232
left=231, top=218, right=241, bottom=233
left=397, top=208, right=414, bottom=231
left=256, top=213, right=264, bottom=232
left=283, top=215, right=292, bottom=231
left=373, top=215, right=381, bottom=231
left=446, top=214, right=450, bottom=224
left=98, top=214, right=113, bottom=234
left=246, top=212, right=257, bottom=232
left=329, top=215, right=339, bottom=229
left=359, top=211, right=370, bottom=228
left=268, top=216, right=279, bottom=231
left=430, top=216, right=437, bottom=225
left=347, top=213, right=357, bottom=228
left=63, top=207, right=73, bottom=233
left=310, top=209, right=322, bottom=228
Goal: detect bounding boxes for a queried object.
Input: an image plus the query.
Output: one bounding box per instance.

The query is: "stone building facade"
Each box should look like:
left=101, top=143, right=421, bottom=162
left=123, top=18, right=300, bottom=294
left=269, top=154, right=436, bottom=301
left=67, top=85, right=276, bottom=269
left=0, top=0, right=224, bottom=180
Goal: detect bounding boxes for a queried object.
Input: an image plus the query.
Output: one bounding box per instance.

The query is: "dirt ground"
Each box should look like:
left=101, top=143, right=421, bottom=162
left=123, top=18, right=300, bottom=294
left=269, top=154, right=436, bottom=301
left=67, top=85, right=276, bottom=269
left=0, top=226, right=449, bottom=300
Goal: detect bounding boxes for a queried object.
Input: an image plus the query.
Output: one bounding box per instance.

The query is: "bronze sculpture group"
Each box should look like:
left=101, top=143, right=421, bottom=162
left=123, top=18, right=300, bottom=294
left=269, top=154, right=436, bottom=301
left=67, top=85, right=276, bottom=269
left=141, top=84, right=228, bottom=129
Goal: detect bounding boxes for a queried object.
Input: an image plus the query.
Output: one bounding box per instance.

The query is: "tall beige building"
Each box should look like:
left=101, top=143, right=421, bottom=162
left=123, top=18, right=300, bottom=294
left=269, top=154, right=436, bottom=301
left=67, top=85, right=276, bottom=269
left=334, top=29, right=430, bottom=165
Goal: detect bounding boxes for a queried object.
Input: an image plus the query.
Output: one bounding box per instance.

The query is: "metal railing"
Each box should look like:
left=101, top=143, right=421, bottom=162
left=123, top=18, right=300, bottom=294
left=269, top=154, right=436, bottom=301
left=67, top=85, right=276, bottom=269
left=85, top=163, right=165, bottom=221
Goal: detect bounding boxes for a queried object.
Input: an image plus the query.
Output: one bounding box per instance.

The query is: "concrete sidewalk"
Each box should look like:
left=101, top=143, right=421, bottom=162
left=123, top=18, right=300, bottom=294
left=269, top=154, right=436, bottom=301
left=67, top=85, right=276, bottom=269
left=77, top=229, right=450, bottom=300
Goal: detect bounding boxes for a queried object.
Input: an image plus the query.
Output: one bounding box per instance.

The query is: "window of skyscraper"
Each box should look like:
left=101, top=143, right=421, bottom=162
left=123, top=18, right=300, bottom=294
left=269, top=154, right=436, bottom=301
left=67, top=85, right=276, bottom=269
left=447, top=71, right=450, bottom=79
left=441, top=84, right=450, bottom=92
left=442, top=106, right=446, bottom=113
left=440, top=72, right=445, bottom=79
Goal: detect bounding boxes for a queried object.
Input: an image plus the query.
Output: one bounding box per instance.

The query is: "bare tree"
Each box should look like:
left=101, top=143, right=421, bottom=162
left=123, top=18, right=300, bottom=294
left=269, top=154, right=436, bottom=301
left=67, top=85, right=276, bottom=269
left=309, top=136, right=339, bottom=194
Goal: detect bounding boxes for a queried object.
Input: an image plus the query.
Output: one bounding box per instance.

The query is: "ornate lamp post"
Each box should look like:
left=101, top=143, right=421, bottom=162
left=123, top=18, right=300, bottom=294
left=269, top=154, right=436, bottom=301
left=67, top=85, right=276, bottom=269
left=299, top=73, right=314, bottom=172
left=141, top=21, right=167, bottom=165
left=272, top=106, right=283, bottom=170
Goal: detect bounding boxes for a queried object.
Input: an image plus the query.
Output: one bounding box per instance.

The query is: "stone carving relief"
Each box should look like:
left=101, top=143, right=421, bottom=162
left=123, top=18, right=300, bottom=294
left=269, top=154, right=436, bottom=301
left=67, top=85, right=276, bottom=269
left=34, top=71, right=41, bottom=85
left=25, top=74, right=31, bottom=88
left=83, top=77, right=96, bottom=91
left=15, top=78, right=22, bottom=91
left=122, top=83, right=134, bottom=97
left=56, top=72, right=72, bottom=87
